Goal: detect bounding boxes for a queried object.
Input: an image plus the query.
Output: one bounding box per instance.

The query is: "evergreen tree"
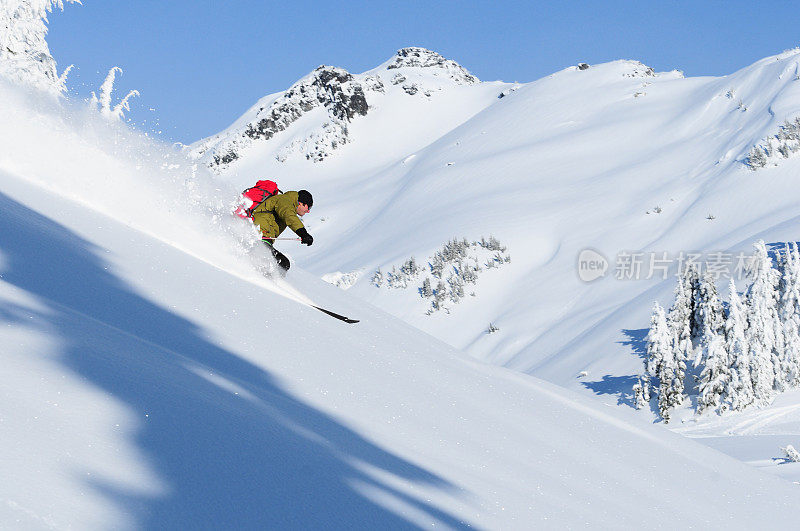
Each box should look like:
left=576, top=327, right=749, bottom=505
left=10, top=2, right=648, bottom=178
left=0, top=0, right=78, bottom=91
left=690, top=271, right=725, bottom=397
left=633, top=375, right=650, bottom=410
left=778, top=243, right=800, bottom=388
left=371, top=268, right=384, bottom=287
left=432, top=280, right=447, bottom=310
left=697, top=331, right=729, bottom=413
left=745, top=240, right=781, bottom=403
left=448, top=273, right=465, bottom=303
left=644, top=301, right=683, bottom=421
left=668, top=268, right=696, bottom=366
left=420, top=277, right=433, bottom=298
left=658, top=344, right=685, bottom=423
left=727, top=279, right=755, bottom=411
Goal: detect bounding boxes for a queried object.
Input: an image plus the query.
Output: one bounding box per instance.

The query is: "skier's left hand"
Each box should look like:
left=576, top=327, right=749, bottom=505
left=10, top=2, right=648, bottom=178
left=297, top=227, right=314, bottom=246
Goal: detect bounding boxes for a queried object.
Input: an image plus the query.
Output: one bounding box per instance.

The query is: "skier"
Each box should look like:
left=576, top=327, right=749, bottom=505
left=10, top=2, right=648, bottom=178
left=251, top=189, right=314, bottom=271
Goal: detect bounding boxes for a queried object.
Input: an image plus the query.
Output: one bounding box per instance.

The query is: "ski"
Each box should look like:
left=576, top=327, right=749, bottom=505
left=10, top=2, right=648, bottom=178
left=311, top=305, right=360, bottom=324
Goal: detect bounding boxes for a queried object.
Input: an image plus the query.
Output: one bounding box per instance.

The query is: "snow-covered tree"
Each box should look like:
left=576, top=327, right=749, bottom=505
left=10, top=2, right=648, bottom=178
left=420, top=277, right=433, bottom=298
left=745, top=240, right=781, bottom=402
left=0, top=0, right=79, bottom=92
left=692, top=271, right=725, bottom=369
left=400, top=256, right=420, bottom=276
left=633, top=375, right=650, bottom=410
left=432, top=280, right=447, bottom=310
left=89, top=67, right=140, bottom=121
left=668, top=268, right=696, bottom=364
left=658, top=345, right=685, bottom=423
left=644, top=301, right=683, bottom=421
left=371, top=267, right=383, bottom=287
left=697, top=331, right=729, bottom=413
left=778, top=243, right=800, bottom=388
left=448, top=273, right=464, bottom=303
left=726, top=279, right=755, bottom=411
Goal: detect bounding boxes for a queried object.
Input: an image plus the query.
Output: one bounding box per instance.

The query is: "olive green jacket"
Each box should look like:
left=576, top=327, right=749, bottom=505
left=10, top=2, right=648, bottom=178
left=251, top=190, right=305, bottom=240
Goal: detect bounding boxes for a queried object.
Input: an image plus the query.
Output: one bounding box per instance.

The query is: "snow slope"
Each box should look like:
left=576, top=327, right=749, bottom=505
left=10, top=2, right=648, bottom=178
left=199, top=48, right=800, bottom=390
left=192, top=47, right=800, bottom=488
left=4, top=75, right=800, bottom=527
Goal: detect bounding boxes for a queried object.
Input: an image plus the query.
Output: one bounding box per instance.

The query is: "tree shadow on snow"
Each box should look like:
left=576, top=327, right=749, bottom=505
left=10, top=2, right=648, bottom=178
left=0, top=192, right=467, bottom=529
left=580, top=329, right=647, bottom=409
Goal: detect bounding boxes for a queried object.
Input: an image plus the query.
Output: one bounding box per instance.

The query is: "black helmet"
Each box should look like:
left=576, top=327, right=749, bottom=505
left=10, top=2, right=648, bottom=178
left=298, top=189, right=313, bottom=208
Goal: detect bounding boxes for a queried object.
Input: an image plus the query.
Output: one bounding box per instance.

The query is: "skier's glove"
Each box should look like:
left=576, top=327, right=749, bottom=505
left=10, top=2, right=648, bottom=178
left=297, top=227, right=314, bottom=246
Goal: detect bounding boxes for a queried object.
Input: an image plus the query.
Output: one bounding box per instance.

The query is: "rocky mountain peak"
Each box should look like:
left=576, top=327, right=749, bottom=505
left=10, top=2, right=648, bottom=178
left=193, top=48, right=481, bottom=169
left=385, top=47, right=478, bottom=85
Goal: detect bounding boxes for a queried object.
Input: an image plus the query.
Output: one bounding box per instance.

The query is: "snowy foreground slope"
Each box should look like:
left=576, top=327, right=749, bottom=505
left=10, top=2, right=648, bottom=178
left=3, top=83, right=800, bottom=527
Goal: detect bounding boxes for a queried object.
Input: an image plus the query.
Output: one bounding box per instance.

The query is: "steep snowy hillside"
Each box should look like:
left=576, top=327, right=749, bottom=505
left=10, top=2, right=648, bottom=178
left=4, top=70, right=800, bottom=527
left=199, top=48, right=800, bottom=391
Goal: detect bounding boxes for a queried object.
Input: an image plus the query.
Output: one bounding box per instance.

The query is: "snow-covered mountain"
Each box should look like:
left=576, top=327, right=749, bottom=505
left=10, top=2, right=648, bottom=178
left=191, top=47, right=498, bottom=169
left=6, top=6, right=800, bottom=523
left=194, top=46, right=800, bottom=379
left=4, top=70, right=800, bottom=529
left=193, top=46, right=800, bottom=482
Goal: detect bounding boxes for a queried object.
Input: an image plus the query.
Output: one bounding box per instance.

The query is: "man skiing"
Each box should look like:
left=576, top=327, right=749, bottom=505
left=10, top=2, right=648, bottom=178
left=251, top=189, right=314, bottom=271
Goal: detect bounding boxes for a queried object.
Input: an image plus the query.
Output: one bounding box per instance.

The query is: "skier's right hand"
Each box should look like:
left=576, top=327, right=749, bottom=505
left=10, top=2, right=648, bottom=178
left=297, top=227, right=314, bottom=246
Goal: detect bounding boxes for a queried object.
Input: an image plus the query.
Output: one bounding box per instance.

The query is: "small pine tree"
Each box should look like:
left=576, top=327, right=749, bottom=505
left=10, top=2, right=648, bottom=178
left=668, top=269, right=696, bottom=366
left=432, top=280, right=447, bottom=310
left=778, top=243, right=800, bottom=387
left=692, top=271, right=725, bottom=371
left=727, top=279, right=755, bottom=411
left=745, top=240, right=780, bottom=402
left=697, top=331, right=729, bottom=413
left=430, top=253, right=444, bottom=279
left=448, top=274, right=465, bottom=303
left=420, top=277, right=433, bottom=298
left=747, top=146, right=767, bottom=170
left=644, top=302, right=680, bottom=421
left=371, top=268, right=384, bottom=287
left=0, top=0, right=80, bottom=91
left=633, top=375, right=651, bottom=410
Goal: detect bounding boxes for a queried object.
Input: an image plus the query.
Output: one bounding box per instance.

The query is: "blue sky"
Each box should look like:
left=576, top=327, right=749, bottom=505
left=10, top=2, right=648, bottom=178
left=47, top=1, right=800, bottom=144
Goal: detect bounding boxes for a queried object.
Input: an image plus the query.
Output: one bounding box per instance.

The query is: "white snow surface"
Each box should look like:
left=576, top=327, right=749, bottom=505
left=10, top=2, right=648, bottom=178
left=5, top=48, right=800, bottom=527
left=200, top=49, right=800, bottom=399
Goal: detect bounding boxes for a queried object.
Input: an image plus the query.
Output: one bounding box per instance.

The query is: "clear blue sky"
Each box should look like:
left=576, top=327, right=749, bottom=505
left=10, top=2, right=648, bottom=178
left=47, top=0, right=800, bottom=144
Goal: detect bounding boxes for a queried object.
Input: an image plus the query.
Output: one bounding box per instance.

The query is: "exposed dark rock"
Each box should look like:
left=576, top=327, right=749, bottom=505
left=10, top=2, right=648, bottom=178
left=386, top=47, right=478, bottom=85
left=578, top=63, right=590, bottom=70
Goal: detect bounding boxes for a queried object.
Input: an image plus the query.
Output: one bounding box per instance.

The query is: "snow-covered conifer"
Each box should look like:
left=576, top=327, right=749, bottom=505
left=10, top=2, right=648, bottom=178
left=697, top=331, right=729, bottom=413
left=778, top=243, right=800, bottom=388
left=727, top=279, right=755, bottom=411
left=747, top=146, right=767, bottom=170
left=644, top=301, right=683, bottom=421
left=658, top=347, right=685, bottom=423
left=745, top=240, right=781, bottom=402
left=633, top=375, right=651, bottom=410
left=448, top=273, right=465, bottom=302
left=746, top=240, right=783, bottom=404
left=420, top=277, right=433, bottom=298
left=89, top=67, right=140, bottom=121
left=692, top=271, right=724, bottom=368
left=432, top=280, right=447, bottom=310
left=668, top=268, right=696, bottom=364
left=0, top=0, right=79, bottom=92
left=371, top=268, right=383, bottom=287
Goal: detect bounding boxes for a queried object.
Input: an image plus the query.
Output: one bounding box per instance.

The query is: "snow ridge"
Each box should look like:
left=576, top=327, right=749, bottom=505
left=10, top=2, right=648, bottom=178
left=191, top=47, right=481, bottom=169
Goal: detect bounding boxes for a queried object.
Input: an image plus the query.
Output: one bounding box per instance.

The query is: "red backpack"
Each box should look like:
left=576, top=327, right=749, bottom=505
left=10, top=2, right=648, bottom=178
left=235, top=180, right=281, bottom=218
